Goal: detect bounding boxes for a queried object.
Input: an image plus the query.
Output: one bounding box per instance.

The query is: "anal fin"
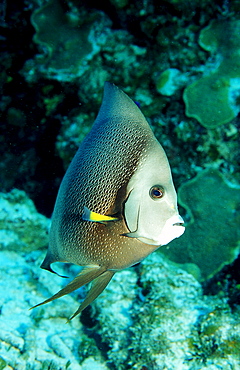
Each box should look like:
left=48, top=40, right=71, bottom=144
left=30, top=265, right=105, bottom=311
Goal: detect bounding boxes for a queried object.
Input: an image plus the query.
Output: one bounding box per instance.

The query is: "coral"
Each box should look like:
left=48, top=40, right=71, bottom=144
left=106, top=254, right=204, bottom=369
left=155, top=68, right=181, bottom=96
left=43, top=93, right=64, bottom=116
left=99, top=30, right=147, bottom=86
left=56, top=113, right=94, bottom=169
left=94, top=253, right=240, bottom=369
left=183, top=73, right=235, bottom=128
left=161, top=169, right=240, bottom=281
left=0, top=248, right=108, bottom=370
left=183, top=19, right=240, bottom=128
left=93, top=269, right=138, bottom=365
left=198, top=19, right=240, bottom=55
left=188, top=303, right=240, bottom=367
left=0, top=189, right=50, bottom=252
left=29, top=0, right=111, bottom=81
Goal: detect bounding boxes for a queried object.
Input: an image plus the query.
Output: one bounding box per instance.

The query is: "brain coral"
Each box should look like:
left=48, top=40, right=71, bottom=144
left=161, top=169, right=240, bottom=281
left=183, top=19, right=240, bottom=128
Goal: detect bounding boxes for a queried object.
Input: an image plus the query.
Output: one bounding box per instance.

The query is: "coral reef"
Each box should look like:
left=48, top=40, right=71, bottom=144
left=0, top=189, right=50, bottom=252
left=2, top=0, right=239, bottom=213
left=95, top=253, right=205, bottom=369
left=161, top=169, right=240, bottom=281
left=184, top=19, right=240, bottom=128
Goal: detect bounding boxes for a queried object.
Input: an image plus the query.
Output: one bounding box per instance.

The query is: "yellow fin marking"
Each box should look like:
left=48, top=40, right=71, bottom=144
left=82, top=206, right=119, bottom=223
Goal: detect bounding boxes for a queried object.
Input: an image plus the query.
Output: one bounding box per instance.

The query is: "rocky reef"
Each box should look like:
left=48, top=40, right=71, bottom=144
left=0, top=0, right=239, bottom=369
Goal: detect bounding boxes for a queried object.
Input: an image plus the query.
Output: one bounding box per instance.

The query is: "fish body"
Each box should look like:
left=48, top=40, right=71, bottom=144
left=33, top=82, right=184, bottom=319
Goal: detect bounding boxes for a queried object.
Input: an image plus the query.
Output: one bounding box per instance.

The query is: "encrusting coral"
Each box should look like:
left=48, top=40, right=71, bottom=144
left=183, top=19, right=240, bottom=128
left=161, top=169, right=240, bottom=281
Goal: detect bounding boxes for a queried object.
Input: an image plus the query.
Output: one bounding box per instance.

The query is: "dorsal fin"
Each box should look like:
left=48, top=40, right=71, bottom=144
left=94, top=82, right=152, bottom=132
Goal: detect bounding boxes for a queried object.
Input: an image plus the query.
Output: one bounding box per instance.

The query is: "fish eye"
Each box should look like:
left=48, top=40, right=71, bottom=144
left=149, top=185, right=165, bottom=200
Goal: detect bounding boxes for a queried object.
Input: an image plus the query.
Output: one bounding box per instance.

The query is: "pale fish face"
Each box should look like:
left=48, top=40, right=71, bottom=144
left=136, top=213, right=185, bottom=246
left=124, top=140, right=185, bottom=246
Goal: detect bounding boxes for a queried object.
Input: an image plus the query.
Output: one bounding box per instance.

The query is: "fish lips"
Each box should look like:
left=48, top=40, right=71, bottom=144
left=125, top=214, right=185, bottom=246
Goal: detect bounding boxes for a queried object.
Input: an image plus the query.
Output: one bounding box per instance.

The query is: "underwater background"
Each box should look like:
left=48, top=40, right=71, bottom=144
left=0, top=0, right=240, bottom=369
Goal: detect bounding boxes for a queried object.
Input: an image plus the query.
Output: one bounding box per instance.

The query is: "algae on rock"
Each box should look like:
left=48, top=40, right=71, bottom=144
left=0, top=189, right=50, bottom=252
left=161, top=169, right=240, bottom=281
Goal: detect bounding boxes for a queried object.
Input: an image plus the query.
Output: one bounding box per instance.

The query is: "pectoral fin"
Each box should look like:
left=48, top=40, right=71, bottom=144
left=82, top=206, right=119, bottom=224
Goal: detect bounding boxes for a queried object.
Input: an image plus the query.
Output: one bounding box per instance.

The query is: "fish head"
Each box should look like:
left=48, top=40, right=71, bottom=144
left=124, top=140, right=185, bottom=246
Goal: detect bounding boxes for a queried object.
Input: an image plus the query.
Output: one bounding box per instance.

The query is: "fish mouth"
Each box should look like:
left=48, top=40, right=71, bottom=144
left=173, top=222, right=184, bottom=227
left=172, top=215, right=185, bottom=227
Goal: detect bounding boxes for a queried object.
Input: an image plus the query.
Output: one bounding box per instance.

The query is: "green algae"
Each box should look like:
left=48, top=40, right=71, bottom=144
left=184, top=19, right=240, bottom=128
left=161, top=169, right=240, bottom=281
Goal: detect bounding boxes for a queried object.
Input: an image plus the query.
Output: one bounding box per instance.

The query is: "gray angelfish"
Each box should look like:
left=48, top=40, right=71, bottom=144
left=32, top=82, right=185, bottom=320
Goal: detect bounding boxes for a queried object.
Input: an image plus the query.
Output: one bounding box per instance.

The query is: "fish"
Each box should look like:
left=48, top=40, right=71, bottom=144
left=32, top=82, right=185, bottom=320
